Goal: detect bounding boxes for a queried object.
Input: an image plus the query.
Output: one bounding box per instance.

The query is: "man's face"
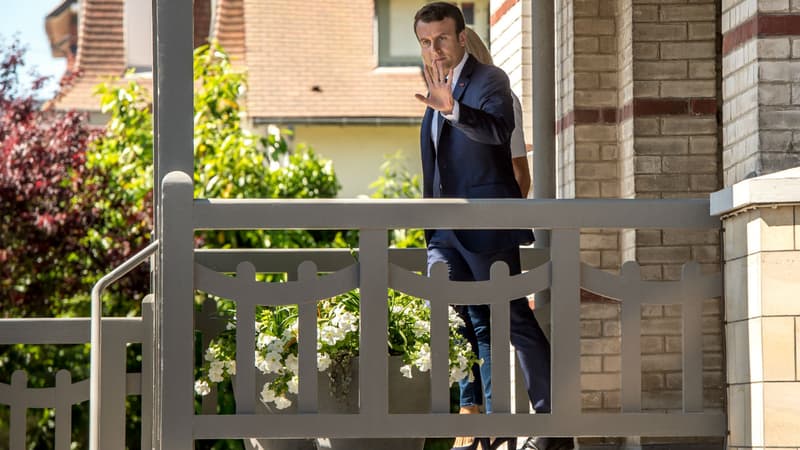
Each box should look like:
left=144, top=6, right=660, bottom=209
left=415, top=17, right=466, bottom=72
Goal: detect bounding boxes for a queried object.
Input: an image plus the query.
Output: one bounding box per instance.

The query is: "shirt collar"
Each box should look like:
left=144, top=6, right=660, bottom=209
left=450, top=51, right=469, bottom=92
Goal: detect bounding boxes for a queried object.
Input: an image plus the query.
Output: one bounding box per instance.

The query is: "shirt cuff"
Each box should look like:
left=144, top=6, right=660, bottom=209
left=442, top=101, right=459, bottom=123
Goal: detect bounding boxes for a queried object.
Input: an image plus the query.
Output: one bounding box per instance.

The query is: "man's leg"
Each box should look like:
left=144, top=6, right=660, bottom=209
left=457, top=244, right=552, bottom=413
left=509, top=297, right=551, bottom=413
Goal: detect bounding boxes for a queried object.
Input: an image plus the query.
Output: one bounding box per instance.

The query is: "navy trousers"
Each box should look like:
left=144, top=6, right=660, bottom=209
left=426, top=229, right=552, bottom=413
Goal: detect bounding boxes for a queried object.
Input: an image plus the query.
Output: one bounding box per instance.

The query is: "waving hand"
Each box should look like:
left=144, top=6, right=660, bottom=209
left=415, top=61, right=455, bottom=115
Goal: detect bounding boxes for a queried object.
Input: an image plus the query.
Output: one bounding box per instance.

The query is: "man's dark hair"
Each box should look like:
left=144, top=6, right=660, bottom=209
left=413, top=2, right=466, bottom=36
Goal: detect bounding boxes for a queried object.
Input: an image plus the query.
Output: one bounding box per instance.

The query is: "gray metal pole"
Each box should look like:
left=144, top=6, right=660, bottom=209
left=532, top=0, right=556, bottom=308
left=152, top=0, right=194, bottom=448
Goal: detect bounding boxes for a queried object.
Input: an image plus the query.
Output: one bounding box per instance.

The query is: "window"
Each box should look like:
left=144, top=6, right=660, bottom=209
left=375, top=0, right=490, bottom=67
left=124, top=0, right=153, bottom=72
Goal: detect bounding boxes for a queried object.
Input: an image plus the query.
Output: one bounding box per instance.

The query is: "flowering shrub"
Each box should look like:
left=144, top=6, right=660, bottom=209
left=195, top=290, right=479, bottom=410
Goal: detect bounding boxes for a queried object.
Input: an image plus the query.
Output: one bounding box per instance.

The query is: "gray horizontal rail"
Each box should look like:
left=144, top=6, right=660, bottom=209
left=0, top=318, right=145, bottom=344
left=194, top=247, right=550, bottom=273
left=194, top=411, right=726, bottom=439
left=192, top=198, right=719, bottom=230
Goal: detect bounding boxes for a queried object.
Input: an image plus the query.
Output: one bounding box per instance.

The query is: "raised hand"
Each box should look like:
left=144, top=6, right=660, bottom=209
left=415, top=61, right=455, bottom=115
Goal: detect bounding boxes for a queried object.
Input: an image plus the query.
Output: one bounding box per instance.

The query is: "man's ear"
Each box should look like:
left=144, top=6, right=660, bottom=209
left=458, top=30, right=466, bottom=47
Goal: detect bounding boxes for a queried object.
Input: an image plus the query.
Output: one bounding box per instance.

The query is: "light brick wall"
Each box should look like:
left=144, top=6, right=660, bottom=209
left=572, top=0, right=622, bottom=272
left=722, top=0, right=760, bottom=183
left=556, top=0, right=576, bottom=199
left=490, top=0, right=533, bottom=145
left=722, top=0, right=800, bottom=185
left=580, top=301, right=622, bottom=412
left=540, top=0, right=727, bottom=422
left=627, top=0, right=724, bottom=415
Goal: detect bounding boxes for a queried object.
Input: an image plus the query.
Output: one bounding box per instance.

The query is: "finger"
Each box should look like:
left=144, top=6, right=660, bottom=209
left=432, top=61, right=442, bottom=83
left=415, top=93, right=432, bottom=106
left=446, top=67, right=455, bottom=86
left=421, top=65, right=433, bottom=88
left=427, top=64, right=440, bottom=86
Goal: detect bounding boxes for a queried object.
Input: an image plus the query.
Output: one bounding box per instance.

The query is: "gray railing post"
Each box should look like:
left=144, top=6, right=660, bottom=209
left=100, top=323, right=128, bottom=449
left=358, top=229, right=389, bottom=415
left=620, top=262, right=643, bottom=412
left=490, top=262, right=512, bottom=414
left=10, top=371, right=26, bottom=450
left=297, top=261, right=320, bottom=413
left=550, top=229, right=582, bottom=417
left=159, top=171, right=195, bottom=449
left=234, top=262, right=257, bottom=414
left=55, top=370, right=72, bottom=450
left=681, top=263, right=703, bottom=413
left=141, top=295, right=155, bottom=450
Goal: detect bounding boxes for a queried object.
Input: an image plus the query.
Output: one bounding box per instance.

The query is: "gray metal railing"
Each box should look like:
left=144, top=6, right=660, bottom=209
left=89, top=240, right=158, bottom=450
left=158, top=170, right=726, bottom=448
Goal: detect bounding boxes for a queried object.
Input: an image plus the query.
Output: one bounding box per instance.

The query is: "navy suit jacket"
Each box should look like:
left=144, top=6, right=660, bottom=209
left=420, top=55, right=534, bottom=253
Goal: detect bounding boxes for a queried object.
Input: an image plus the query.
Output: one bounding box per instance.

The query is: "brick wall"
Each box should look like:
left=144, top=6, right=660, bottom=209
left=491, top=0, right=533, bottom=145
left=722, top=0, right=800, bottom=185
left=548, top=0, right=726, bottom=419
left=627, top=0, right=724, bottom=414
left=502, top=0, right=727, bottom=423
left=556, top=0, right=576, bottom=199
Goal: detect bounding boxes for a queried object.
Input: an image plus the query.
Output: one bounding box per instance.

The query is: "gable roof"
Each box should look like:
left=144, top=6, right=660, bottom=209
left=50, top=0, right=127, bottom=111
left=50, top=0, right=426, bottom=121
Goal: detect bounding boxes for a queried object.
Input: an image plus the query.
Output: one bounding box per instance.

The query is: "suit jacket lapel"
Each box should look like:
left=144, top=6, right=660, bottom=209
left=452, top=55, right=475, bottom=103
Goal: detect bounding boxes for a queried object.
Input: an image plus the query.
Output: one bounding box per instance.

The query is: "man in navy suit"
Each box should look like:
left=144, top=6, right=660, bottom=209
left=413, top=3, right=572, bottom=450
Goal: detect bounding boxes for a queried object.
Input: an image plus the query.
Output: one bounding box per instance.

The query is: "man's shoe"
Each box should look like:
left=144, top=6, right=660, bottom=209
left=520, top=436, right=574, bottom=450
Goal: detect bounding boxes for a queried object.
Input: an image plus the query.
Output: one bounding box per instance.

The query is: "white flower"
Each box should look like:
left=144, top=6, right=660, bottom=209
left=194, top=379, right=211, bottom=396
left=255, top=353, right=270, bottom=374
left=225, top=360, right=236, bottom=375
left=267, top=337, right=285, bottom=354
left=400, top=364, right=413, bottom=379
left=448, top=307, right=465, bottom=328
left=260, top=384, right=276, bottom=403
left=413, top=320, right=430, bottom=336
left=274, top=395, right=292, bottom=410
left=414, top=343, right=431, bottom=372
left=320, top=325, right=338, bottom=345
left=334, top=311, right=358, bottom=333
left=287, top=376, right=299, bottom=394
left=285, top=354, right=298, bottom=373
left=318, top=353, right=331, bottom=372
left=257, top=334, right=277, bottom=350
left=282, top=322, right=298, bottom=340
left=204, top=348, right=217, bottom=362
left=264, top=351, right=283, bottom=373
left=208, top=366, right=224, bottom=383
